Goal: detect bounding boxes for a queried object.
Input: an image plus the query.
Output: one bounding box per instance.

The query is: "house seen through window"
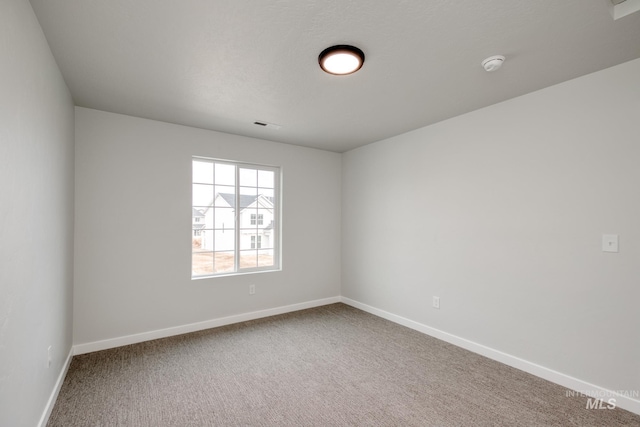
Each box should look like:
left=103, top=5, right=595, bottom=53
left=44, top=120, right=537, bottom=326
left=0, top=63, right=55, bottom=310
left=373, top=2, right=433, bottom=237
left=192, top=158, right=280, bottom=277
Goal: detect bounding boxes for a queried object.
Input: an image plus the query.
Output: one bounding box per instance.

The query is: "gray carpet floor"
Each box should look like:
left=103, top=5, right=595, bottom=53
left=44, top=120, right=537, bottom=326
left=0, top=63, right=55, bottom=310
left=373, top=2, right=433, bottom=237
left=48, top=304, right=640, bottom=426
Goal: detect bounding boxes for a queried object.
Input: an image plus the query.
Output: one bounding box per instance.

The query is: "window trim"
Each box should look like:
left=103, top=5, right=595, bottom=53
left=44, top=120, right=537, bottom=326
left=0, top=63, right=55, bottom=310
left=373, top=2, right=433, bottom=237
left=192, top=157, right=281, bottom=279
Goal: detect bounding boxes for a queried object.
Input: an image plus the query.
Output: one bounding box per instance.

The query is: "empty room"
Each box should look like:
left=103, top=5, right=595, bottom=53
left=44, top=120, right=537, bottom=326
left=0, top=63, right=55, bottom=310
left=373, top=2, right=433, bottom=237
left=1, top=0, right=640, bottom=425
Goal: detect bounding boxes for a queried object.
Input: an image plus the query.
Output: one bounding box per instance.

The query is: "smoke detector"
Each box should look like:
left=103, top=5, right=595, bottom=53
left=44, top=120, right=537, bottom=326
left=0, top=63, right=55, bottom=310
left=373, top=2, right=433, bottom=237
left=482, top=55, right=505, bottom=72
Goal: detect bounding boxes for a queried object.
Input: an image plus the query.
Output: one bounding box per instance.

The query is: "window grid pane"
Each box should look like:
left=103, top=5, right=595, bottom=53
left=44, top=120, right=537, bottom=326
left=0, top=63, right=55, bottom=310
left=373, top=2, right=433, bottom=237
left=213, top=251, right=235, bottom=273
left=240, top=250, right=258, bottom=269
left=193, top=161, right=213, bottom=184
left=192, top=252, right=214, bottom=276
left=258, top=170, right=274, bottom=189
left=258, top=249, right=274, bottom=267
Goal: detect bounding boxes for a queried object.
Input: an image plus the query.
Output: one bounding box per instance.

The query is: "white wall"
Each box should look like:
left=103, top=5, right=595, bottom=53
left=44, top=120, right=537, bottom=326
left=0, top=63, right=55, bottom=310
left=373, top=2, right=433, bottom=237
left=343, top=59, right=640, bottom=396
left=0, top=1, right=75, bottom=426
left=74, top=107, right=341, bottom=345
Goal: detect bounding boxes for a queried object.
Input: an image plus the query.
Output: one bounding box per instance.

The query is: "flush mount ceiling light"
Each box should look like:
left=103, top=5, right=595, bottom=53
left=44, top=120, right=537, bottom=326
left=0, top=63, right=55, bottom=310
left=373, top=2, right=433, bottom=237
left=319, top=45, right=365, bottom=75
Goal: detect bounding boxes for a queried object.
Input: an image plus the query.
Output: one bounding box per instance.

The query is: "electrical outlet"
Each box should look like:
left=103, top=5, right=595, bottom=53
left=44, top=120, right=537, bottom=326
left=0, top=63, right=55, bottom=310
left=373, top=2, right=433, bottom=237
left=249, top=284, right=255, bottom=295
left=433, top=296, right=440, bottom=309
left=47, top=345, right=52, bottom=368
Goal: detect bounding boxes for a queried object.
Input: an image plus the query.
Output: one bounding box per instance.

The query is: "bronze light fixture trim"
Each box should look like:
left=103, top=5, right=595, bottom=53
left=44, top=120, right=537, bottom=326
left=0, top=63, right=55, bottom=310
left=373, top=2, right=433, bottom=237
left=319, top=45, right=365, bottom=75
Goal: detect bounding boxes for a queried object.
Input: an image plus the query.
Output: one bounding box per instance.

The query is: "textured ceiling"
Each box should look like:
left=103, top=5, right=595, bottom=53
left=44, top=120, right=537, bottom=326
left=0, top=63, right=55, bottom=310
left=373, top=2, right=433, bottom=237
left=30, top=0, right=640, bottom=152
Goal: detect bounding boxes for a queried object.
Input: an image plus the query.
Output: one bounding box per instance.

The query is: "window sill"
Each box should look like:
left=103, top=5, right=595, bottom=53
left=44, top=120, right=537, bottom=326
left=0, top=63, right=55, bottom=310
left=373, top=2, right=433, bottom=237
left=191, top=268, right=282, bottom=280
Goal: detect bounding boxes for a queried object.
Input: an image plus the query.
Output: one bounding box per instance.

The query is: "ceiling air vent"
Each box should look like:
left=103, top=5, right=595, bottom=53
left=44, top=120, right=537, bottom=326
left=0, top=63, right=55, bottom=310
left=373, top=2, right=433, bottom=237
left=253, top=121, right=281, bottom=130
left=609, top=0, right=640, bottom=19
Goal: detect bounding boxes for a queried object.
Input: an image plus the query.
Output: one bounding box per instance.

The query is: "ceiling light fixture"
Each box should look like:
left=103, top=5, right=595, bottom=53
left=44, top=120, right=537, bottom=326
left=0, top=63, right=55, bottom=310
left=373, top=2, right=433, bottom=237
left=319, top=45, right=365, bottom=75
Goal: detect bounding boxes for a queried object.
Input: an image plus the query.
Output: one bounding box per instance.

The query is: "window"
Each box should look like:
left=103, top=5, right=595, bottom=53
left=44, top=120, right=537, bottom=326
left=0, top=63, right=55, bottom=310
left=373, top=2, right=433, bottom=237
left=191, top=157, right=280, bottom=277
left=250, top=235, right=262, bottom=249
left=250, top=213, right=264, bottom=226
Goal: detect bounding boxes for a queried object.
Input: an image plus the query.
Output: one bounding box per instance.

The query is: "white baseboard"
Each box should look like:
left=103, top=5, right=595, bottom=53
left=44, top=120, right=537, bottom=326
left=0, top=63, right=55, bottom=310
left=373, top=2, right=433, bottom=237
left=340, top=297, right=640, bottom=416
left=73, top=296, right=341, bottom=355
left=38, top=347, right=73, bottom=427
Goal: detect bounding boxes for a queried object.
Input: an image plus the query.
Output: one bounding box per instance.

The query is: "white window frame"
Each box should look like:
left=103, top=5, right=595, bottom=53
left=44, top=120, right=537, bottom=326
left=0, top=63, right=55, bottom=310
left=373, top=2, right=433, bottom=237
left=192, top=157, right=281, bottom=278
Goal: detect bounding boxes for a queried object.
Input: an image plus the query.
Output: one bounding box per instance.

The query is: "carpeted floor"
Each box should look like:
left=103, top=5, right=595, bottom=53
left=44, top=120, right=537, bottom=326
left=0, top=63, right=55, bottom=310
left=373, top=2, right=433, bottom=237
left=48, top=304, right=640, bottom=426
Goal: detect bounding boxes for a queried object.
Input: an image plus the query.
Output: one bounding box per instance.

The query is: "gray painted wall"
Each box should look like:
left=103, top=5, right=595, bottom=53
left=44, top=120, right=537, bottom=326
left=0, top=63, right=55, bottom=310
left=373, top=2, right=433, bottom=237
left=342, top=58, right=640, bottom=395
left=0, top=1, right=75, bottom=426
left=73, top=107, right=342, bottom=345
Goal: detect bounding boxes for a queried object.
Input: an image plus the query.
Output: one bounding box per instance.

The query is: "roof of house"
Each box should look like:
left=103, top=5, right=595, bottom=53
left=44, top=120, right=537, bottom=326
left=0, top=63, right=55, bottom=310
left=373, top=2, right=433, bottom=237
left=217, top=193, right=274, bottom=210
left=192, top=208, right=205, bottom=217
